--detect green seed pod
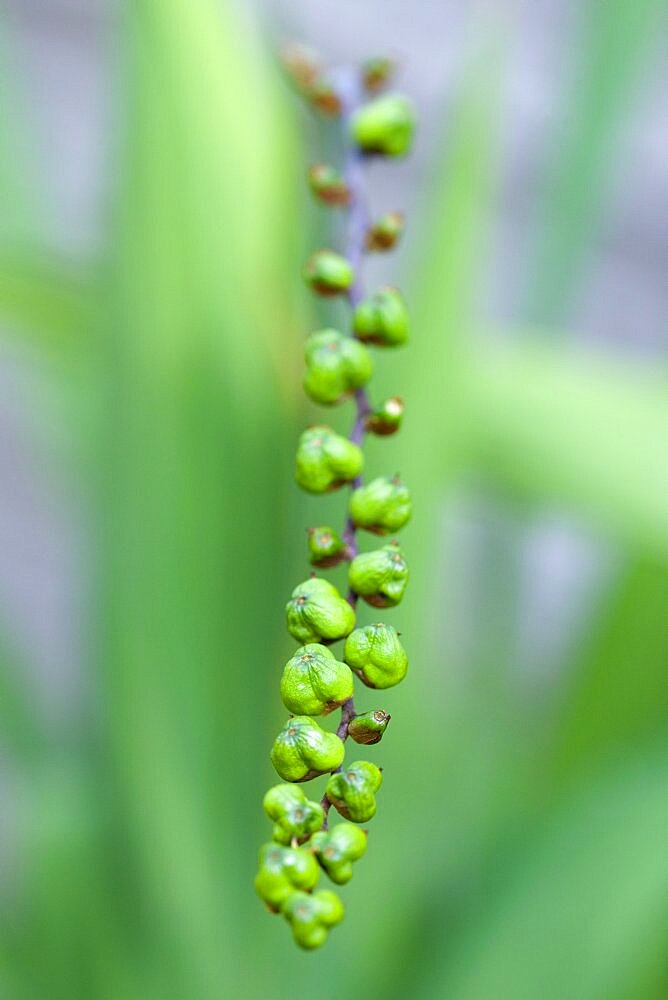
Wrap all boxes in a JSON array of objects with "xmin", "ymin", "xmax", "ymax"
[
  {"xmin": 271, "ymin": 716, "xmax": 345, "ymax": 782},
  {"xmin": 303, "ymin": 250, "xmax": 353, "ymax": 296},
  {"xmin": 362, "ymin": 56, "xmax": 395, "ymax": 93},
  {"xmin": 286, "ymin": 577, "xmax": 356, "ymax": 644},
  {"xmin": 295, "ymin": 426, "xmax": 364, "ymax": 494},
  {"xmin": 254, "ymin": 842, "xmax": 320, "ymax": 912},
  {"xmin": 307, "ymin": 526, "xmax": 347, "ymax": 568},
  {"xmin": 280, "ymin": 643, "xmax": 354, "ymax": 716},
  {"xmin": 325, "ymin": 760, "xmax": 383, "ymax": 823},
  {"xmin": 263, "ymin": 784, "xmax": 325, "ymax": 846},
  {"xmin": 311, "ymin": 823, "xmax": 368, "ymax": 884},
  {"xmin": 280, "ymin": 41, "xmax": 322, "ymax": 94},
  {"xmin": 366, "ymin": 396, "xmax": 404, "ymax": 436},
  {"xmin": 307, "ymin": 80, "xmax": 342, "ymax": 117},
  {"xmin": 307, "ymin": 164, "xmax": 350, "ymax": 206},
  {"xmin": 344, "ymin": 623, "xmax": 408, "ymax": 689},
  {"xmin": 281, "ymin": 890, "xmax": 345, "ymax": 949},
  {"xmin": 353, "ymin": 287, "xmax": 409, "ymax": 346},
  {"xmin": 349, "ymin": 475, "xmax": 412, "ymax": 534},
  {"xmin": 351, "ymin": 94, "xmax": 415, "ymax": 156},
  {"xmin": 348, "ymin": 541, "xmax": 409, "ymax": 608},
  {"xmin": 347, "ymin": 709, "xmax": 391, "ymax": 745},
  {"xmin": 365, "ymin": 211, "xmax": 405, "ymax": 251},
  {"xmin": 303, "ymin": 329, "xmax": 373, "ymax": 405}
]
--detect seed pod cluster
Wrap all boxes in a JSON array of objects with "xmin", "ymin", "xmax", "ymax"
[{"xmin": 257, "ymin": 47, "xmax": 416, "ymax": 949}]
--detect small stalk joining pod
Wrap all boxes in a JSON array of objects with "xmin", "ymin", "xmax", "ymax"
[{"xmin": 255, "ymin": 46, "xmax": 416, "ymax": 949}]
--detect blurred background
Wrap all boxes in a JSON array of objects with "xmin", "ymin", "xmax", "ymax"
[{"xmin": 0, "ymin": 1, "xmax": 666, "ymax": 997}]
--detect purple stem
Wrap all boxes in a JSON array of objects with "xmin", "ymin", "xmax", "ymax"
[{"xmin": 320, "ymin": 68, "xmax": 373, "ymax": 828}]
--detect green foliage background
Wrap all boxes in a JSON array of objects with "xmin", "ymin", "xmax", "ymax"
[{"xmin": 0, "ymin": 1, "xmax": 666, "ymax": 997}]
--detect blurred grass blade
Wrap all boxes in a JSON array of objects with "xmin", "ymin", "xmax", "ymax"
[
  {"xmin": 465, "ymin": 341, "xmax": 668, "ymax": 556},
  {"xmin": 433, "ymin": 743, "xmax": 668, "ymax": 999},
  {"xmin": 525, "ymin": 0, "xmax": 667, "ymax": 324}
]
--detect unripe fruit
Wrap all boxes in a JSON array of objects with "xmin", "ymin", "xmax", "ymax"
[
  {"xmin": 295, "ymin": 425, "xmax": 363, "ymax": 494},
  {"xmin": 308, "ymin": 80, "xmax": 342, "ymax": 117},
  {"xmin": 280, "ymin": 643, "xmax": 354, "ymax": 716},
  {"xmin": 326, "ymin": 760, "xmax": 383, "ymax": 823},
  {"xmin": 307, "ymin": 526, "xmax": 347, "ymax": 568},
  {"xmin": 271, "ymin": 716, "xmax": 345, "ymax": 781},
  {"xmin": 282, "ymin": 890, "xmax": 345, "ymax": 949},
  {"xmin": 286, "ymin": 577, "xmax": 355, "ymax": 644},
  {"xmin": 307, "ymin": 164, "xmax": 350, "ymax": 206},
  {"xmin": 351, "ymin": 94, "xmax": 415, "ymax": 156},
  {"xmin": 303, "ymin": 249, "xmax": 353, "ymax": 296},
  {"xmin": 353, "ymin": 287, "xmax": 409, "ymax": 346},
  {"xmin": 366, "ymin": 396, "xmax": 404, "ymax": 435},
  {"xmin": 365, "ymin": 211, "xmax": 405, "ymax": 251},
  {"xmin": 349, "ymin": 475, "xmax": 412, "ymax": 534},
  {"xmin": 344, "ymin": 623, "xmax": 408, "ymax": 689},
  {"xmin": 362, "ymin": 57, "xmax": 395, "ymax": 93},
  {"xmin": 254, "ymin": 842, "xmax": 320, "ymax": 912},
  {"xmin": 311, "ymin": 823, "xmax": 368, "ymax": 884},
  {"xmin": 348, "ymin": 709, "xmax": 391, "ymax": 745},
  {"xmin": 263, "ymin": 784, "xmax": 325, "ymax": 845},
  {"xmin": 303, "ymin": 329, "xmax": 373, "ymax": 405},
  {"xmin": 348, "ymin": 540, "xmax": 409, "ymax": 608},
  {"xmin": 280, "ymin": 41, "xmax": 322, "ymax": 93}
]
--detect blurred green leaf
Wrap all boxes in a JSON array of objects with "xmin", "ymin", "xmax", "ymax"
[{"xmin": 465, "ymin": 341, "xmax": 668, "ymax": 556}]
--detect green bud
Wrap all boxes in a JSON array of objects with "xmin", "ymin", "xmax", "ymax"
[
  {"xmin": 311, "ymin": 823, "xmax": 368, "ymax": 884},
  {"xmin": 362, "ymin": 57, "xmax": 395, "ymax": 93},
  {"xmin": 349, "ymin": 475, "xmax": 412, "ymax": 534},
  {"xmin": 280, "ymin": 643, "xmax": 354, "ymax": 716},
  {"xmin": 307, "ymin": 526, "xmax": 347, "ymax": 568},
  {"xmin": 281, "ymin": 890, "xmax": 344, "ymax": 949},
  {"xmin": 254, "ymin": 842, "xmax": 320, "ymax": 912},
  {"xmin": 353, "ymin": 287, "xmax": 409, "ymax": 346},
  {"xmin": 295, "ymin": 425, "xmax": 363, "ymax": 494},
  {"xmin": 344, "ymin": 623, "xmax": 408, "ymax": 689},
  {"xmin": 366, "ymin": 396, "xmax": 404, "ymax": 436},
  {"xmin": 263, "ymin": 784, "xmax": 325, "ymax": 846},
  {"xmin": 325, "ymin": 760, "xmax": 383, "ymax": 823},
  {"xmin": 351, "ymin": 94, "xmax": 415, "ymax": 156},
  {"xmin": 271, "ymin": 716, "xmax": 345, "ymax": 782},
  {"xmin": 365, "ymin": 210, "xmax": 405, "ymax": 252},
  {"xmin": 280, "ymin": 41, "xmax": 322, "ymax": 93},
  {"xmin": 286, "ymin": 577, "xmax": 356, "ymax": 644},
  {"xmin": 303, "ymin": 250, "xmax": 353, "ymax": 296},
  {"xmin": 348, "ymin": 541, "xmax": 409, "ymax": 608},
  {"xmin": 307, "ymin": 80, "xmax": 342, "ymax": 117},
  {"xmin": 348, "ymin": 709, "xmax": 391, "ymax": 745},
  {"xmin": 307, "ymin": 164, "xmax": 350, "ymax": 206},
  {"xmin": 303, "ymin": 329, "xmax": 373, "ymax": 406}
]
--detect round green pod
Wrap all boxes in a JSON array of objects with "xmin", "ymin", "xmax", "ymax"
[
  {"xmin": 325, "ymin": 760, "xmax": 383, "ymax": 823},
  {"xmin": 254, "ymin": 842, "xmax": 320, "ymax": 912},
  {"xmin": 282, "ymin": 890, "xmax": 345, "ymax": 949},
  {"xmin": 307, "ymin": 164, "xmax": 350, "ymax": 205},
  {"xmin": 295, "ymin": 425, "xmax": 364, "ymax": 494},
  {"xmin": 348, "ymin": 709, "xmax": 391, "ymax": 745},
  {"xmin": 303, "ymin": 249, "xmax": 354, "ymax": 296},
  {"xmin": 343, "ymin": 623, "xmax": 408, "ymax": 689},
  {"xmin": 310, "ymin": 823, "xmax": 368, "ymax": 884},
  {"xmin": 270, "ymin": 716, "xmax": 345, "ymax": 782},
  {"xmin": 365, "ymin": 211, "xmax": 404, "ymax": 252},
  {"xmin": 366, "ymin": 396, "xmax": 404, "ymax": 435},
  {"xmin": 286, "ymin": 577, "xmax": 356, "ymax": 644},
  {"xmin": 303, "ymin": 329, "xmax": 373, "ymax": 405},
  {"xmin": 263, "ymin": 784, "xmax": 325, "ymax": 845},
  {"xmin": 348, "ymin": 541, "xmax": 409, "ymax": 608},
  {"xmin": 351, "ymin": 93, "xmax": 415, "ymax": 156},
  {"xmin": 280, "ymin": 644, "xmax": 354, "ymax": 716},
  {"xmin": 307, "ymin": 526, "xmax": 346, "ymax": 568},
  {"xmin": 353, "ymin": 287, "xmax": 409, "ymax": 346},
  {"xmin": 349, "ymin": 475, "xmax": 412, "ymax": 534}
]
